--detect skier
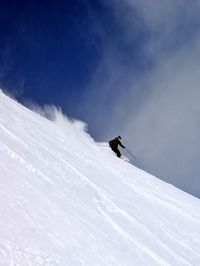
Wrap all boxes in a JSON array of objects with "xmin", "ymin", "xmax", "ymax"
[{"xmin": 109, "ymin": 136, "xmax": 125, "ymax": 158}]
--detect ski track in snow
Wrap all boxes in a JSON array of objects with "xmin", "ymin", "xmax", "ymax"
[
  {"xmin": 0, "ymin": 142, "xmax": 55, "ymax": 185},
  {"xmin": 61, "ymin": 161, "xmax": 193, "ymax": 265},
  {"xmin": 0, "ymin": 90, "xmax": 200, "ymax": 265}
]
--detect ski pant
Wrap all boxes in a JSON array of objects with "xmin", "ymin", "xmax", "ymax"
[{"xmin": 111, "ymin": 147, "xmax": 121, "ymax": 158}]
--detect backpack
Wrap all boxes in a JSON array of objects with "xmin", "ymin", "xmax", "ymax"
[
  {"xmin": 109, "ymin": 138, "xmax": 118, "ymax": 147},
  {"xmin": 109, "ymin": 140, "xmax": 113, "ymax": 147}
]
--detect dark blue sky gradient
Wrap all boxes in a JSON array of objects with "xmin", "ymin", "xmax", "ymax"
[
  {"xmin": 0, "ymin": 0, "xmax": 149, "ymax": 122},
  {"xmin": 0, "ymin": 1, "xmax": 101, "ymax": 105}
]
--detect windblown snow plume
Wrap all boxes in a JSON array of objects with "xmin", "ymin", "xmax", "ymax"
[{"xmin": 0, "ymin": 90, "xmax": 200, "ymax": 265}]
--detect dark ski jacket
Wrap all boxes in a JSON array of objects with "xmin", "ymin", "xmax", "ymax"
[{"xmin": 109, "ymin": 137, "xmax": 125, "ymax": 149}]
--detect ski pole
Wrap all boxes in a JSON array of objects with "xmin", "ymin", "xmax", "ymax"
[{"xmin": 125, "ymin": 148, "xmax": 138, "ymax": 160}]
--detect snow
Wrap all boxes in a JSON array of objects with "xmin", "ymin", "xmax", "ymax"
[{"xmin": 0, "ymin": 90, "xmax": 200, "ymax": 266}]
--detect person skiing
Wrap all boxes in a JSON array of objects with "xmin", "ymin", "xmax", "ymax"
[{"xmin": 109, "ymin": 136, "xmax": 125, "ymax": 158}]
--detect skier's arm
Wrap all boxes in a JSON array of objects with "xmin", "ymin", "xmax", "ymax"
[{"xmin": 119, "ymin": 141, "xmax": 125, "ymax": 148}]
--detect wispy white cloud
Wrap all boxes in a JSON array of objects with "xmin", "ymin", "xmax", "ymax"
[{"xmin": 84, "ymin": 0, "xmax": 200, "ymax": 197}]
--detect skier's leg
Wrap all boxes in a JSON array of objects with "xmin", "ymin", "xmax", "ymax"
[
  {"xmin": 116, "ymin": 149, "xmax": 121, "ymax": 158},
  {"xmin": 111, "ymin": 147, "xmax": 121, "ymax": 158}
]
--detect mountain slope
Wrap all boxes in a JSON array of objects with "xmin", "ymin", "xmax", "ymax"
[{"xmin": 0, "ymin": 90, "xmax": 200, "ymax": 266}]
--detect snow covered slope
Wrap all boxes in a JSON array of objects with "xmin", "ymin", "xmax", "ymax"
[{"xmin": 0, "ymin": 90, "xmax": 200, "ymax": 266}]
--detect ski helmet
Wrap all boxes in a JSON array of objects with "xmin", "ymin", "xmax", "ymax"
[{"xmin": 118, "ymin": 136, "xmax": 121, "ymax": 139}]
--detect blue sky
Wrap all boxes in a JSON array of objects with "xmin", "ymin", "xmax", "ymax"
[
  {"xmin": 1, "ymin": 0, "xmax": 200, "ymax": 198},
  {"xmin": 0, "ymin": 0, "xmax": 150, "ymax": 120},
  {"xmin": 0, "ymin": 1, "xmax": 102, "ymax": 106}
]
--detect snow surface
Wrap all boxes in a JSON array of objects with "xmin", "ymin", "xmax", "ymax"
[{"xmin": 0, "ymin": 90, "xmax": 200, "ymax": 266}]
